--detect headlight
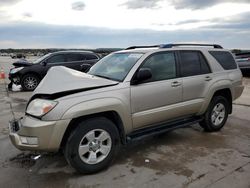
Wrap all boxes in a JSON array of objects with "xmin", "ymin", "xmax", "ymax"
[
  {"xmin": 26, "ymin": 99, "xmax": 58, "ymax": 117},
  {"xmin": 10, "ymin": 67, "xmax": 24, "ymax": 74}
]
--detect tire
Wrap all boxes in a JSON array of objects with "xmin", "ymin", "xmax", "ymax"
[
  {"xmin": 64, "ymin": 117, "xmax": 120, "ymax": 174},
  {"xmin": 21, "ymin": 74, "xmax": 40, "ymax": 91},
  {"xmin": 199, "ymin": 96, "xmax": 229, "ymax": 132},
  {"xmin": 8, "ymin": 82, "xmax": 13, "ymax": 90}
]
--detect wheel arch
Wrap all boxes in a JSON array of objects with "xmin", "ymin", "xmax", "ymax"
[
  {"xmin": 21, "ymin": 71, "xmax": 42, "ymax": 81},
  {"xmin": 212, "ymin": 88, "xmax": 232, "ymax": 114},
  {"xmin": 60, "ymin": 111, "xmax": 126, "ymax": 150}
]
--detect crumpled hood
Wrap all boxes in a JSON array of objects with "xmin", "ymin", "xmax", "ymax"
[{"xmin": 33, "ymin": 66, "xmax": 118, "ymax": 97}]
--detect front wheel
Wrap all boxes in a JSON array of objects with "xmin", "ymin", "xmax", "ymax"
[
  {"xmin": 199, "ymin": 96, "xmax": 229, "ymax": 132},
  {"xmin": 21, "ymin": 74, "xmax": 40, "ymax": 91},
  {"xmin": 64, "ymin": 117, "xmax": 120, "ymax": 174}
]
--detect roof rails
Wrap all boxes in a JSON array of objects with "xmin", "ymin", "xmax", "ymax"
[
  {"xmin": 160, "ymin": 43, "xmax": 223, "ymax": 49},
  {"xmin": 125, "ymin": 45, "xmax": 160, "ymax": 50},
  {"xmin": 125, "ymin": 43, "xmax": 223, "ymax": 50}
]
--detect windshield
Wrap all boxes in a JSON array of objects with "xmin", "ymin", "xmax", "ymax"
[
  {"xmin": 88, "ymin": 53, "xmax": 143, "ymax": 81},
  {"xmin": 33, "ymin": 53, "xmax": 51, "ymax": 64}
]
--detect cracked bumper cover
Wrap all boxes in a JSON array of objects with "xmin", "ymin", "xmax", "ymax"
[
  {"xmin": 9, "ymin": 73, "xmax": 21, "ymax": 85},
  {"xmin": 9, "ymin": 116, "xmax": 71, "ymax": 152}
]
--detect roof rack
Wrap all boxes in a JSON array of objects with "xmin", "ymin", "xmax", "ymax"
[
  {"xmin": 125, "ymin": 45, "xmax": 160, "ymax": 50},
  {"xmin": 160, "ymin": 43, "xmax": 223, "ymax": 49},
  {"xmin": 125, "ymin": 43, "xmax": 223, "ymax": 50}
]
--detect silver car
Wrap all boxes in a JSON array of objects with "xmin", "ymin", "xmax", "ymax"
[
  {"xmin": 235, "ymin": 52, "xmax": 250, "ymax": 73},
  {"xmin": 9, "ymin": 43, "xmax": 244, "ymax": 173}
]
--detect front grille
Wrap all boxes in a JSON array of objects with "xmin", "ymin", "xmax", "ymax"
[{"xmin": 9, "ymin": 120, "xmax": 20, "ymax": 133}]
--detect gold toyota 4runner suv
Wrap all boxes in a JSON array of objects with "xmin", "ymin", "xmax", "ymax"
[{"xmin": 9, "ymin": 43, "xmax": 244, "ymax": 173}]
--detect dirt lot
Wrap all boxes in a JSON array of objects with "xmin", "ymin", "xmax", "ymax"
[{"xmin": 0, "ymin": 56, "xmax": 250, "ymax": 188}]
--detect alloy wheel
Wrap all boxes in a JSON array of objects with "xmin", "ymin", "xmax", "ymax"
[
  {"xmin": 78, "ymin": 129, "xmax": 112, "ymax": 165},
  {"xmin": 211, "ymin": 103, "xmax": 225, "ymax": 126}
]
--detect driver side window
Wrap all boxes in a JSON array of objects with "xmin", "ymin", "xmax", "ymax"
[{"xmin": 141, "ymin": 52, "xmax": 176, "ymax": 82}]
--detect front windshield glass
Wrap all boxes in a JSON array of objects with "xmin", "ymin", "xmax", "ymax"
[
  {"xmin": 33, "ymin": 53, "xmax": 51, "ymax": 64},
  {"xmin": 88, "ymin": 53, "xmax": 143, "ymax": 81}
]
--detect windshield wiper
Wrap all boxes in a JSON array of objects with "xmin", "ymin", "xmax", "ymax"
[
  {"xmin": 93, "ymin": 74, "xmax": 121, "ymax": 82},
  {"xmin": 94, "ymin": 74, "xmax": 111, "ymax": 79}
]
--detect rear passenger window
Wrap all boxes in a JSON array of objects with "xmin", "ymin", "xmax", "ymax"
[
  {"xmin": 209, "ymin": 51, "xmax": 237, "ymax": 70},
  {"xmin": 179, "ymin": 51, "xmax": 210, "ymax": 77},
  {"xmin": 141, "ymin": 52, "xmax": 176, "ymax": 82},
  {"xmin": 200, "ymin": 54, "xmax": 211, "ymax": 74},
  {"xmin": 66, "ymin": 54, "xmax": 83, "ymax": 62}
]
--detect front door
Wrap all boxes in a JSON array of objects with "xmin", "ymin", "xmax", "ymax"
[
  {"xmin": 130, "ymin": 51, "xmax": 183, "ymax": 129},
  {"xmin": 41, "ymin": 54, "xmax": 66, "ymax": 77}
]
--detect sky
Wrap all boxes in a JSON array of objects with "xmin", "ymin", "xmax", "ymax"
[{"xmin": 0, "ymin": 0, "xmax": 250, "ymax": 49}]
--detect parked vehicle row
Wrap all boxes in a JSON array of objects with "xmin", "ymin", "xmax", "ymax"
[
  {"xmin": 9, "ymin": 43, "xmax": 244, "ymax": 174},
  {"xmin": 11, "ymin": 53, "xmax": 26, "ymax": 59},
  {"xmin": 234, "ymin": 52, "xmax": 250, "ymax": 74}
]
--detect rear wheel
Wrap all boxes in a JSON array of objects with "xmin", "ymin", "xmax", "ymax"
[
  {"xmin": 64, "ymin": 117, "xmax": 120, "ymax": 174},
  {"xmin": 21, "ymin": 74, "xmax": 40, "ymax": 91},
  {"xmin": 199, "ymin": 96, "xmax": 229, "ymax": 132}
]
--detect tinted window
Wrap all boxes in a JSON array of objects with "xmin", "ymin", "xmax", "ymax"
[
  {"xmin": 47, "ymin": 55, "xmax": 65, "ymax": 64},
  {"xmin": 180, "ymin": 51, "xmax": 210, "ymax": 77},
  {"xmin": 209, "ymin": 51, "xmax": 237, "ymax": 70},
  {"xmin": 66, "ymin": 54, "xmax": 83, "ymax": 62},
  {"xmin": 141, "ymin": 52, "xmax": 176, "ymax": 82},
  {"xmin": 200, "ymin": 53, "xmax": 211, "ymax": 74},
  {"xmin": 85, "ymin": 54, "xmax": 98, "ymax": 60}
]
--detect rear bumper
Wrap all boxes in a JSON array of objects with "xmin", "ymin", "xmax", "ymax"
[
  {"xmin": 9, "ymin": 116, "xmax": 70, "ymax": 152},
  {"xmin": 233, "ymin": 85, "xmax": 244, "ymax": 100}
]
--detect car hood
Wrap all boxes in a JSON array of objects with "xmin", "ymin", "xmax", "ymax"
[
  {"xmin": 13, "ymin": 59, "xmax": 32, "ymax": 67},
  {"xmin": 33, "ymin": 66, "xmax": 119, "ymax": 98}
]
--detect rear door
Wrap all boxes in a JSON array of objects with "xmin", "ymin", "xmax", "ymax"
[
  {"xmin": 81, "ymin": 54, "xmax": 99, "ymax": 72},
  {"xmin": 65, "ymin": 53, "xmax": 99, "ymax": 72},
  {"xmin": 178, "ymin": 50, "xmax": 212, "ymax": 115},
  {"xmin": 64, "ymin": 53, "xmax": 85, "ymax": 71}
]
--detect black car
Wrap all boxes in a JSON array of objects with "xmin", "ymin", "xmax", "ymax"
[{"xmin": 9, "ymin": 51, "xmax": 100, "ymax": 91}]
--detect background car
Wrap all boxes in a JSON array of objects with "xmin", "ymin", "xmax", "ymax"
[
  {"xmin": 234, "ymin": 52, "xmax": 250, "ymax": 75},
  {"xmin": 9, "ymin": 51, "xmax": 100, "ymax": 91},
  {"xmin": 11, "ymin": 53, "xmax": 26, "ymax": 59}
]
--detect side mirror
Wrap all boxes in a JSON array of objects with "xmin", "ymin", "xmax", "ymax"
[
  {"xmin": 132, "ymin": 68, "xmax": 152, "ymax": 85},
  {"xmin": 41, "ymin": 60, "xmax": 47, "ymax": 66}
]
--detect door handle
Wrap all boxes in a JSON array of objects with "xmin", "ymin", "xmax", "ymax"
[
  {"xmin": 205, "ymin": 76, "xmax": 212, "ymax": 81},
  {"xmin": 171, "ymin": 81, "xmax": 181, "ymax": 87}
]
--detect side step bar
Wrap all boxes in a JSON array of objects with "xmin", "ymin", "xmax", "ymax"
[{"xmin": 126, "ymin": 116, "xmax": 203, "ymax": 143}]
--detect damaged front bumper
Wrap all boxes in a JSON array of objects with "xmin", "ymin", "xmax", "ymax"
[
  {"xmin": 9, "ymin": 116, "xmax": 70, "ymax": 152},
  {"xmin": 9, "ymin": 72, "xmax": 21, "ymax": 85}
]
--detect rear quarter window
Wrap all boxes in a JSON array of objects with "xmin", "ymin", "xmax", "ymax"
[{"xmin": 209, "ymin": 51, "xmax": 237, "ymax": 70}]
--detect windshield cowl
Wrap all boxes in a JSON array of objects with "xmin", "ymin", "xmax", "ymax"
[{"xmin": 92, "ymin": 74, "xmax": 121, "ymax": 82}]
